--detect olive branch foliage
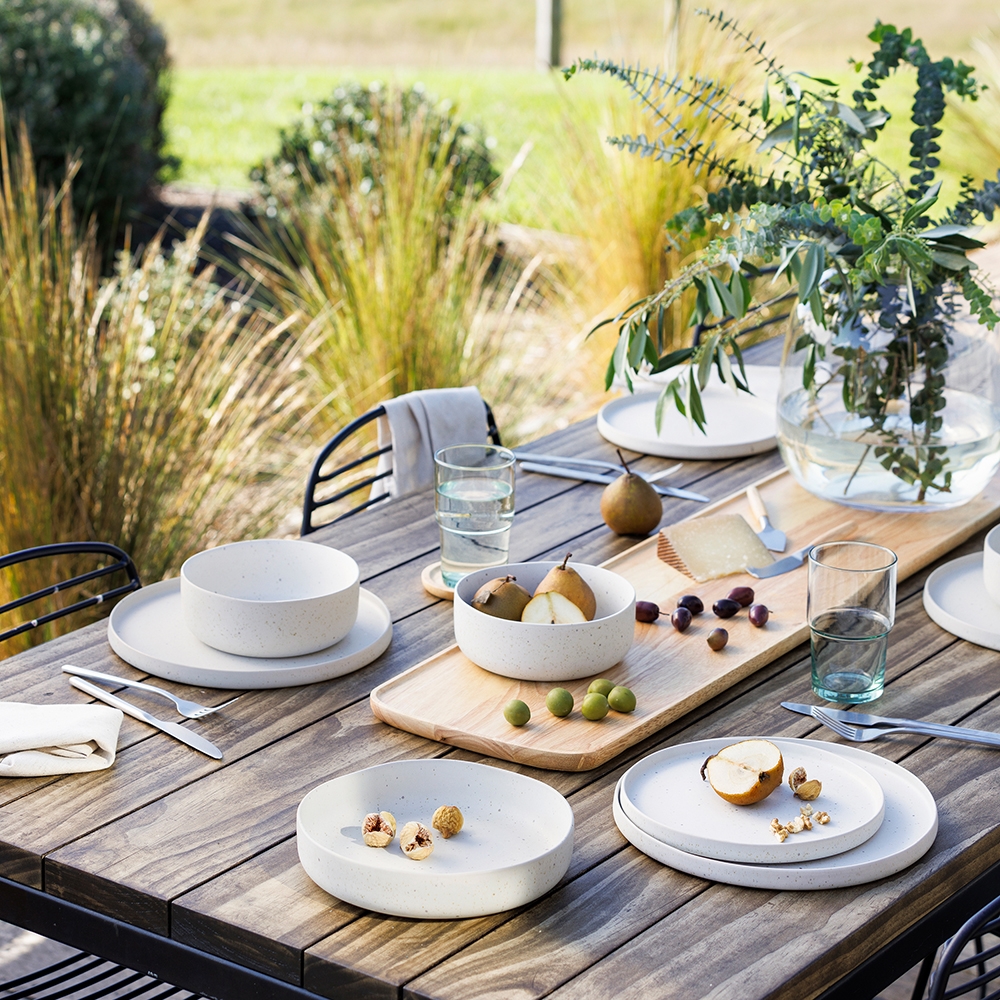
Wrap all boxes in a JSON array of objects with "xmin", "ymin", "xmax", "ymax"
[{"xmin": 566, "ymin": 11, "xmax": 1000, "ymax": 499}]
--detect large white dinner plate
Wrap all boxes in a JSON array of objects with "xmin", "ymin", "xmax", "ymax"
[
  {"xmin": 613, "ymin": 739, "xmax": 937, "ymax": 890},
  {"xmin": 620, "ymin": 738, "xmax": 884, "ymax": 864},
  {"xmin": 923, "ymin": 553, "xmax": 1000, "ymax": 651},
  {"xmin": 108, "ymin": 578, "xmax": 392, "ymax": 688},
  {"xmin": 598, "ymin": 364, "xmax": 780, "ymax": 459},
  {"xmin": 296, "ymin": 759, "xmax": 574, "ymax": 918}
]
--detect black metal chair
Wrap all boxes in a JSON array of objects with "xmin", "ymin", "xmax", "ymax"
[
  {"xmin": 0, "ymin": 542, "xmax": 142, "ymax": 645},
  {"xmin": 301, "ymin": 400, "xmax": 502, "ymax": 535},
  {"xmin": 0, "ymin": 545, "xmax": 186, "ymax": 1000},
  {"xmin": 915, "ymin": 892, "xmax": 1000, "ymax": 1000}
]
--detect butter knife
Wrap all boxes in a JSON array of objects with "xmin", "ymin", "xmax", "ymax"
[
  {"xmin": 781, "ymin": 701, "xmax": 1000, "ymax": 746},
  {"xmin": 518, "ymin": 462, "xmax": 710, "ymax": 502},
  {"xmin": 69, "ymin": 677, "xmax": 224, "ymax": 759},
  {"xmin": 747, "ymin": 522, "xmax": 858, "ymax": 578}
]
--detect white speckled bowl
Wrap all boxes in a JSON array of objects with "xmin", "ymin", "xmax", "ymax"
[
  {"xmin": 453, "ymin": 561, "xmax": 636, "ymax": 681},
  {"xmin": 180, "ymin": 539, "xmax": 360, "ymax": 658},
  {"xmin": 296, "ymin": 758, "xmax": 574, "ymax": 919}
]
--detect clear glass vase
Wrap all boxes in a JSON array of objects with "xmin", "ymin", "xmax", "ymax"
[{"xmin": 776, "ymin": 309, "xmax": 1000, "ymax": 512}]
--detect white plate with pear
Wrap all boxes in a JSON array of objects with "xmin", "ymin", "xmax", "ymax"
[
  {"xmin": 453, "ymin": 559, "xmax": 636, "ymax": 681},
  {"xmin": 619, "ymin": 737, "xmax": 885, "ymax": 865}
]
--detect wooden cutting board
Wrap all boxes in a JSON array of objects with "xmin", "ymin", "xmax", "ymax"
[{"xmin": 370, "ymin": 471, "xmax": 1000, "ymax": 771}]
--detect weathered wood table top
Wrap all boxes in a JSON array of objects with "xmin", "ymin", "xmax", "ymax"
[{"xmin": 3, "ymin": 410, "xmax": 1000, "ymax": 1000}]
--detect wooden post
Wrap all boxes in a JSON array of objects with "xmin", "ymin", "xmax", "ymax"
[{"xmin": 535, "ymin": 0, "xmax": 562, "ymax": 71}]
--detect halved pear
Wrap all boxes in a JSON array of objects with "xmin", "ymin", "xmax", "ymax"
[
  {"xmin": 701, "ymin": 738, "xmax": 784, "ymax": 806},
  {"xmin": 521, "ymin": 591, "xmax": 588, "ymax": 624},
  {"xmin": 534, "ymin": 553, "xmax": 597, "ymax": 621}
]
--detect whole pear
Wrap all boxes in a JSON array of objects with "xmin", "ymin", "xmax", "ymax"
[
  {"xmin": 471, "ymin": 575, "xmax": 531, "ymax": 620},
  {"xmin": 600, "ymin": 450, "xmax": 662, "ymax": 536},
  {"xmin": 533, "ymin": 553, "xmax": 597, "ymax": 621}
]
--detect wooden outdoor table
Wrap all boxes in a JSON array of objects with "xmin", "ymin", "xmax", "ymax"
[{"xmin": 3, "ymin": 397, "xmax": 1000, "ymax": 1000}]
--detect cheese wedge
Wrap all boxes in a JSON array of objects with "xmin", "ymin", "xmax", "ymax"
[{"xmin": 658, "ymin": 514, "xmax": 773, "ymax": 581}]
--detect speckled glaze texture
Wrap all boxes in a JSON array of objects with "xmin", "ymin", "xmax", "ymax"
[
  {"xmin": 296, "ymin": 758, "xmax": 575, "ymax": 918},
  {"xmin": 181, "ymin": 539, "xmax": 360, "ymax": 657},
  {"xmin": 453, "ymin": 561, "xmax": 636, "ymax": 681},
  {"xmin": 613, "ymin": 738, "xmax": 938, "ymax": 890}
]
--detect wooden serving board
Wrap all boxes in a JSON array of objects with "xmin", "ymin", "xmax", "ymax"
[{"xmin": 370, "ymin": 471, "xmax": 1000, "ymax": 771}]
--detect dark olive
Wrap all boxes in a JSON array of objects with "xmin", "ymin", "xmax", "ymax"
[
  {"xmin": 707, "ymin": 627, "xmax": 729, "ymax": 651},
  {"xmin": 635, "ymin": 601, "xmax": 660, "ymax": 623},
  {"xmin": 676, "ymin": 594, "xmax": 704, "ymax": 615},
  {"xmin": 727, "ymin": 586, "xmax": 755, "ymax": 607},
  {"xmin": 712, "ymin": 598, "xmax": 741, "ymax": 619},
  {"xmin": 749, "ymin": 604, "xmax": 770, "ymax": 627},
  {"xmin": 670, "ymin": 607, "xmax": 692, "ymax": 633}
]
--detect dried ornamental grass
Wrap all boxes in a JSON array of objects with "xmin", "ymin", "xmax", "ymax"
[{"xmin": 0, "ymin": 115, "xmax": 312, "ymax": 649}]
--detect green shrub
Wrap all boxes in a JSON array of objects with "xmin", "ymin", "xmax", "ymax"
[
  {"xmin": 251, "ymin": 80, "xmax": 498, "ymax": 216},
  {"xmin": 0, "ymin": 0, "xmax": 174, "ymax": 235}
]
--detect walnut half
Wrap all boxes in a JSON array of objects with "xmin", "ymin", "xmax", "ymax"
[
  {"xmin": 432, "ymin": 805, "xmax": 464, "ymax": 839},
  {"xmin": 399, "ymin": 821, "xmax": 434, "ymax": 860}
]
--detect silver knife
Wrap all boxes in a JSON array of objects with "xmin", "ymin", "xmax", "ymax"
[
  {"xmin": 518, "ymin": 462, "xmax": 710, "ymax": 502},
  {"xmin": 747, "ymin": 522, "xmax": 858, "ymax": 578},
  {"xmin": 513, "ymin": 451, "xmax": 638, "ymax": 475},
  {"xmin": 781, "ymin": 701, "xmax": 1000, "ymax": 746},
  {"xmin": 69, "ymin": 677, "xmax": 224, "ymax": 759},
  {"xmin": 747, "ymin": 485, "xmax": 786, "ymax": 552}
]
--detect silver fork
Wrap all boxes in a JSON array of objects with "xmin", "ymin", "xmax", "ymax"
[
  {"xmin": 62, "ymin": 665, "xmax": 240, "ymax": 719},
  {"xmin": 812, "ymin": 707, "xmax": 1000, "ymax": 748}
]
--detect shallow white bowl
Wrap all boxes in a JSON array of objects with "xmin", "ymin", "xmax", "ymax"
[
  {"xmin": 453, "ymin": 561, "xmax": 636, "ymax": 681},
  {"xmin": 296, "ymin": 758, "xmax": 574, "ymax": 918},
  {"xmin": 181, "ymin": 539, "xmax": 360, "ymax": 658}
]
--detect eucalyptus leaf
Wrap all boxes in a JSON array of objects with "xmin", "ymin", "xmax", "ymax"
[
  {"xmin": 798, "ymin": 243, "xmax": 825, "ymax": 302},
  {"xmin": 628, "ymin": 321, "xmax": 649, "ymax": 368},
  {"xmin": 704, "ymin": 277, "xmax": 725, "ymax": 319},
  {"xmin": 758, "ymin": 118, "xmax": 795, "ymax": 152}
]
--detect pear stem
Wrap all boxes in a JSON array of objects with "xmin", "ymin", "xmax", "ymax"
[
  {"xmin": 616, "ymin": 448, "xmax": 632, "ymax": 475},
  {"xmin": 560, "ymin": 553, "xmax": 571, "ymax": 571}
]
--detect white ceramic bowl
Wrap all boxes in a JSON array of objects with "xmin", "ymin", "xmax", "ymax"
[
  {"xmin": 180, "ymin": 539, "xmax": 360, "ymax": 658},
  {"xmin": 984, "ymin": 524, "xmax": 1000, "ymax": 607},
  {"xmin": 453, "ymin": 561, "xmax": 636, "ymax": 681},
  {"xmin": 296, "ymin": 758, "xmax": 575, "ymax": 919}
]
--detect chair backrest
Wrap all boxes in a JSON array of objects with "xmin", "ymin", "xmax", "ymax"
[
  {"xmin": 0, "ymin": 542, "xmax": 142, "ymax": 645},
  {"xmin": 301, "ymin": 401, "xmax": 502, "ymax": 535},
  {"xmin": 926, "ymin": 892, "xmax": 1000, "ymax": 1000}
]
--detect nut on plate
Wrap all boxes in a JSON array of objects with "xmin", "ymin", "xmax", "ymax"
[
  {"xmin": 432, "ymin": 805, "xmax": 464, "ymax": 839},
  {"xmin": 362, "ymin": 811, "xmax": 397, "ymax": 848},
  {"xmin": 788, "ymin": 766, "xmax": 822, "ymax": 800},
  {"xmin": 399, "ymin": 821, "xmax": 434, "ymax": 860}
]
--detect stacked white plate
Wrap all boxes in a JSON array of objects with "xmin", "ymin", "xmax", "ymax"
[{"xmin": 614, "ymin": 737, "xmax": 937, "ymax": 890}]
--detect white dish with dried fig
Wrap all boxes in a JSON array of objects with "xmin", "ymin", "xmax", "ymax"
[
  {"xmin": 296, "ymin": 758, "xmax": 574, "ymax": 919},
  {"xmin": 619, "ymin": 738, "xmax": 885, "ymax": 864},
  {"xmin": 613, "ymin": 739, "xmax": 937, "ymax": 890}
]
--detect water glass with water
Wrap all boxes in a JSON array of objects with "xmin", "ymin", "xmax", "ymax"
[
  {"xmin": 807, "ymin": 541, "xmax": 898, "ymax": 704},
  {"xmin": 434, "ymin": 444, "xmax": 516, "ymax": 587}
]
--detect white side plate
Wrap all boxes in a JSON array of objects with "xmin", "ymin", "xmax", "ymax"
[
  {"xmin": 923, "ymin": 553, "xmax": 1000, "ymax": 651},
  {"xmin": 297, "ymin": 758, "xmax": 574, "ymax": 918},
  {"xmin": 598, "ymin": 364, "xmax": 780, "ymax": 459},
  {"xmin": 620, "ymin": 738, "xmax": 884, "ymax": 864},
  {"xmin": 613, "ymin": 738, "xmax": 937, "ymax": 890},
  {"xmin": 108, "ymin": 578, "xmax": 392, "ymax": 688}
]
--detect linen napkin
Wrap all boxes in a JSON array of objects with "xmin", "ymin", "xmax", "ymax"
[
  {"xmin": 0, "ymin": 702, "xmax": 123, "ymax": 776},
  {"xmin": 371, "ymin": 387, "xmax": 490, "ymax": 499}
]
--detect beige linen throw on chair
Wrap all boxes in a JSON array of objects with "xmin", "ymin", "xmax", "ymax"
[
  {"xmin": 0, "ymin": 702, "xmax": 123, "ymax": 776},
  {"xmin": 371, "ymin": 387, "xmax": 490, "ymax": 499}
]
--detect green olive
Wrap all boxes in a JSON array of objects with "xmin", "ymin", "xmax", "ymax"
[
  {"xmin": 581, "ymin": 692, "xmax": 610, "ymax": 721},
  {"xmin": 587, "ymin": 678, "xmax": 615, "ymax": 697},
  {"xmin": 545, "ymin": 688, "xmax": 574, "ymax": 718},
  {"xmin": 503, "ymin": 699, "xmax": 531, "ymax": 727},
  {"xmin": 607, "ymin": 685, "xmax": 636, "ymax": 713}
]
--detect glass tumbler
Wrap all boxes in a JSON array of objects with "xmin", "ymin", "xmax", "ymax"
[
  {"xmin": 807, "ymin": 541, "xmax": 898, "ymax": 704},
  {"xmin": 434, "ymin": 444, "xmax": 516, "ymax": 587}
]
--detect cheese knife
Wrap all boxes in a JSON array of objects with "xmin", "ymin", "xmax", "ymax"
[
  {"xmin": 746, "ymin": 522, "xmax": 858, "ymax": 578},
  {"xmin": 69, "ymin": 677, "xmax": 224, "ymax": 759},
  {"xmin": 518, "ymin": 462, "xmax": 710, "ymax": 502},
  {"xmin": 747, "ymin": 485, "xmax": 786, "ymax": 552},
  {"xmin": 781, "ymin": 701, "xmax": 1000, "ymax": 746}
]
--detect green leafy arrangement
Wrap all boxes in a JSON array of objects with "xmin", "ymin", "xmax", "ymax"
[
  {"xmin": 250, "ymin": 80, "xmax": 498, "ymax": 217},
  {"xmin": 567, "ymin": 13, "xmax": 1000, "ymax": 501},
  {"xmin": 0, "ymin": 0, "xmax": 174, "ymax": 237}
]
